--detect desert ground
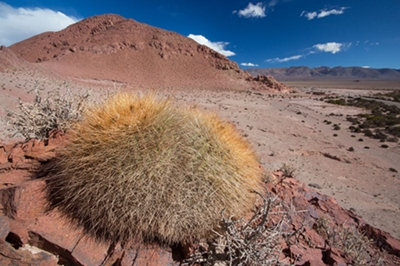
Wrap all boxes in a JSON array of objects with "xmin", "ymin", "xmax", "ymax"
[{"xmin": 1, "ymin": 71, "xmax": 400, "ymax": 241}]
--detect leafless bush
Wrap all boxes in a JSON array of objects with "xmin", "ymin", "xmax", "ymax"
[
  {"xmin": 4, "ymin": 81, "xmax": 90, "ymax": 140},
  {"xmin": 183, "ymin": 192, "xmax": 300, "ymax": 266},
  {"xmin": 314, "ymin": 216, "xmax": 384, "ymax": 265},
  {"xmin": 279, "ymin": 163, "xmax": 296, "ymax": 178}
]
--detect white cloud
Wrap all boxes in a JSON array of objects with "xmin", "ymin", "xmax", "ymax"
[
  {"xmin": 268, "ymin": 0, "xmax": 279, "ymax": 7},
  {"xmin": 313, "ymin": 42, "xmax": 343, "ymax": 54},
  {"xmin": 188, "ymin": 34, "xmax": 235, "ymax": 57},
  {"xmin": 0, "ymin": 2, "xmax": 79, "ymax": 46},
  {"xmin": 240, "ymin": 62, "xmax": 259, "ymax": 67},
  {"xmin": 266, "ymin": 54, "xmax": 304, "ymax": 63},
  {"xmin": 318, "ymin": 8, "xmax": 346, "ymax": 18},
  {"xmin": 362, "ymin": 66, "xmax": 370, "ymax": 68},
  {"xmin": 266, "ymin": 42, "xmax": 350, "ymax": 64},
  {"xmin": 301, "ymin": 7, "xmax": 347, "ymax": 20},
  {"xmin": 237, "ymin": 2, "xmax": 266, "ymax": 18},
  {"xmin": 300, "ymin": 11, "xmax": 317, "ymax": 20}
]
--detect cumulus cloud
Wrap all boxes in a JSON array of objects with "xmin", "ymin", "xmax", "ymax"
[
  {"xmin": 300, "ymin": 7, "xmax": 347, "ymax": 20},
  {"xmin": 0, "ymin": 2, "xmax": 79, "ymax": 46},
  {"xmin": 237, "ymin": 2, "xmax": 266, "ymax": 18},
  {"xmin": 188, "ymin": 34, "xmax": 235, "ymax": 57},
  {"xmin": 240, "ymin": 62, "xmax": 259, "ymax": 67},
  {"xmin": 313, "ymin": 42, "xmax": 344, "ymax": 54},
  {"xmin": 266, "ymin": 54, "xmax": 304, "ymax": 63}
]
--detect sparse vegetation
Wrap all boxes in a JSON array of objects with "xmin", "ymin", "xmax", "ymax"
[
  {"xmin": 373, "ymin": 90, "xmax": 400, "ymax": 103},
  {"xmin": 313, "ymin": 217, "xmax": 382, "ymax": 265},
  {"xmin": 3, "ymin": 82, "xmax": 90, "ymax": 140},
  {"xmin": 183, "ymin": 192, "xmax": 296, "ymax": 266},
  {"xmin": 279, "ymin": 163, "xmax": 296, "ymax": 178},
  {"xmin": 326, "ymin": 96, "xmax": 400, "ymax": 142}
]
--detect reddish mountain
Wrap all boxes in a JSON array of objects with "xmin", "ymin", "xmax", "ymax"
[
  {"xmin": 0, "ymin": 46, "xmax": 27, "ymax": 72},
  {"xmin": 8, "ymin": 14, "xmax": 290, "ymax": 92}
]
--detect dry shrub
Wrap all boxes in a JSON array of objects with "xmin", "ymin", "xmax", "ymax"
[
  {"xmin": 183, "ymin": 192, "xmax": 301, "ymax": 266},
  {"xmin": 314, "ymin": 216, "xmax": 384, "ymax": 265},
  {"xmin": 279, "ymin": 163, "xmax": 296, "ymax": 178},
  {"xmin": 4, "ymin": 82, "xmax": 90, "ymax": 140},
  {"xmin": 46, "ymin": 92, "xmax": 263, "ymax": 245}
]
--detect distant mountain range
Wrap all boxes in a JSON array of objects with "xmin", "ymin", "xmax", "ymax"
[{"xmin": 247, "ymin": 66, "xmax": 400, "ymax": 81}]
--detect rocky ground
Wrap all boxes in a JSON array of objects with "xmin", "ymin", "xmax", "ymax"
[
  {"xmin": 172, "ymin": 86, "xmax": 400, "ymax": 242},
  {"xmin": 1, "ymin": 131, "xmax": 400, "ymax": 265}
]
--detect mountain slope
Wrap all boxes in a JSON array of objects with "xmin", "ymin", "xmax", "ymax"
[{"xmin": 8, "ymin": 14, "xmax": 289, "ymax": 92}]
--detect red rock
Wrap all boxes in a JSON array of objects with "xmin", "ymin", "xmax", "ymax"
[
  {"xmin": 323, "ymin": 247, "xmax": 347, "ymax": 266},
  {"xmin": 0, "ymin": 186, "xmax": 18, "ymax": 218},
  {"xmin": 71, "ymin": 235, "xmax": 109, "ymax": 266},
  {"xmin": 0, "ymin": 240, "xmax": 58, "ymax": 266},
  {"xmin": 121, "ymin": 242, "xmax": 178, "ymax": 266},
  {"xmin": 361, "ymin": 224, "xmax": 400, "ymax": 256},
  {"xmin": 0, "ymin": 216, "xmax": 10, "ymax": 240},
  {"xmin": 289, "ymin": 245, "xmax": 325, "ymax": 266},
  {"xmin": 28, "ymin": 211, "xmax": 82, "ymax": 253},
  {"xmin": 14, "ymin": 180, "xmax": 47, "ymax": 222},
  {"xmin": 0, "ymin": 146, "xmax": 8, "ymax": 164},
  {"xmin": 0, "ymin": 171, "xmax": 32, "ymax": 188},
  {"xmin": 303, "ymin": 227, "xmax": 325, "ymax": 248}
]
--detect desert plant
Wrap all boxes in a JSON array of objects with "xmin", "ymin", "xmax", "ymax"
[
  {"xmin": 46, "ymin": 92, "xmax": 263, "ymax": 245},
  {"xmin": 279, "ymin": 163, "xmax": 296, "ymax": 178},
  {"xmin": 4, "ymin": 82, "xmax": 90, "ymax": 140},
  {"xmin": 183, "ymin": 192, "xmax": 299, "ymax": 266},
  {"xmin": 313, "ymin": 217, "xmax": 382, "ymax": 265}
]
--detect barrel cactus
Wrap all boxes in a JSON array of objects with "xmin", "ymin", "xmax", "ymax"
[{"xmin": 46, "ymin": 92, "xmax": 263, "ymax": 245}]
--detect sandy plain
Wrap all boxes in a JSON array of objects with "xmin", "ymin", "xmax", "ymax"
[{"xmin": 1, "ymin": 72, "xmax": 400, "ymax": 240}]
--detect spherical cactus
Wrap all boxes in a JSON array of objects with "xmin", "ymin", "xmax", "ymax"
[{"xmin": 46, "ymin": 92, "xmax": 263, "ymax": 245}]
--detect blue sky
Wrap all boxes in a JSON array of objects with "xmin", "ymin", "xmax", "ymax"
[{"xmin": 0, "ymin": 0, "xmax": 399, "ymax": 69}]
